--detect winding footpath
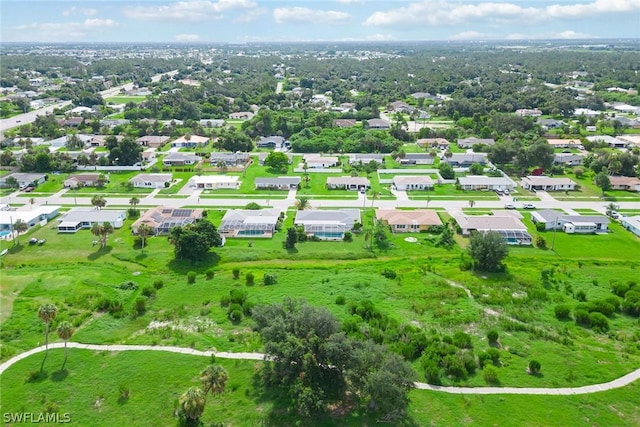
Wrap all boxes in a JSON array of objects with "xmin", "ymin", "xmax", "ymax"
[{"xmin": 1, "ymin": 342, "xmax": 639, "ymax": 395}]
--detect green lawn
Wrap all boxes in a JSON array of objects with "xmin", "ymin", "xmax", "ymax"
[{"xmin": 104, "ymin": 96, "xmax": 148, "ymax": 104}]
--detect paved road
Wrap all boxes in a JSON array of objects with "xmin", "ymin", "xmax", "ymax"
[
  {"xmin": 1, "ymin": 342, "xmax": 638, "ymax": 395},
  {"xmin": 0, "ymin": 101, "xmax": 73, "ymax": 135}
]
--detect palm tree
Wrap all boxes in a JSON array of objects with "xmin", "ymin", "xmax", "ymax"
[
  {"xmin": 200, "ymin": 364, "xmax": 229, "ymax": 396},
  {"xmin": 56, "ymin": 321, "xmax": 74, "ymax": 368},
  {"xmin": 295, "ymin": 196, "xmax": 311, "ymax": 210},
  {"xmin": 605, "ymin": 202, "xmax": 619, "ymax": 216},
  {"xmin": 137, "ymin": 223, "xmax": 153, "ymax": 252},
  {"xmin": 179, "ymin": 387, "xmax": 206, "ymax": 425},
  {"xmin": 129, "ymin": 196, "xmax": 140, "ymax": 211},
  {"xmin": 91, "ymin": 195, "xmax": 106, "ymax": 210},
  {"xmin": 216, "ymin": 160, "xmax": 228, "ymax": 173},
  {"xmin": 91, "ymin": 222, "xmax": 114, "ymax": 248},
  {"xmin": 38, "ymin": 304, "xmax": 58, "ymax": 352},
  {"xmin": 13, "ymin": 219, "xmax": 28, "ymax": 245},
  {"xmin": 29, "ymin": 197, "xmax": 36, "ymax": 210}
]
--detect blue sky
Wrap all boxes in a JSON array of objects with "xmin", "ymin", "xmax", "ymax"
[{"xmin": 2, "ymin": 0, "xmax": 640, "ymax": 43}]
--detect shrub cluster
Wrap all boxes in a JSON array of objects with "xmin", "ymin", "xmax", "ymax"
[{"xmin": 220, "ymin": 289, "xmax": 253, "ymax": 322}]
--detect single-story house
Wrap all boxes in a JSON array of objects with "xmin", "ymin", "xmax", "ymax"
[
  {"xmin": 142, "ymin": 149, "xmax": 156, "ymax": 161},
  {"xmin": 333, "ymin": 119, "xmax": 357, "ymax": 128},
  {"xmin": 257, "ymin": 136, "xmax": 290, "ymax": 150},
  {"xmin": 218, "ymin": 208, "xmax": 282, "ymax": 238},
  {"xmin": 136, "ymin": 135, "xmax": 169, "ymax": 148},
  {"xmin": 621, "ymin": 216, "xmax": 640, "ymax": 237},
  {"xmin": 546, "ymin": 138, "xmax": 581, "ymax": 149},
  {"xmin": 554, "ymin": 153, "xmax": 584, "ymax": 166},
  {"xmin": 416, "ymin": 138, "xmax": 450, "ymax": 150},
  {"xmin": 171, "ymin": 135, "xmax": 209, "ymax": 148},
  {"xmin": 131, "ymin": 206, "xmax": 204, "ymax": 235},
  {"xmin": 210, "ymin": 152, "xmax": 250, "ymax": 166},
  {"xmin": 188, "ymin": 175, "xmax": 240, "ymax": 190},
  {"xmin": 229, "ymin": 111, "xmax": 255, "ymax": 120},
  {"xmin": 397, "ymin": 153, "xmax": 435, "ymax": 165},
  {"xmin": 199, "ymin": 119, "xmax": 225, "ymax": 128},
  {"xmin": 129, "ymin": 173, "xmax": 172, "ymax": 189},
  {"xmin": 326, "ymin": 176, "xmax": 370, "ymax": 191},
  {"xmin": 59, "ymin": 117, "xmax": 83, "ymax": 127},
  {"xmin": 457, "ymin": 137, "xmax": 496, "ymax": 149},
  {"xmin": 366, "ymin": 118, "xmax": 391, "ymax": 129},
  {"xmin": 609, "ymin": 176, "xmax": 640, "ymax": 192},
  {"xmin": 515, "ymin": 108, "xmax": 543, "ymax": 117},
  {"xmin": 0, "ymin": 205, "xmax": 60, "ymax": 233},
  {"xmin": 531, "ymin": 209, "xmax": 610, "ymax": 234},
  {"xmin": 388, "ymin": 101, "xmax": 414, "ymax": 113},
  {"xmin": 255, "ymin": 177, "xmax": 300, "ymax": 190},
  {"xmin": 586, "ymin": 135, "xmax": 628, "ymax": 149},
  {"xmin": 537, "ymin": 118, "xmax": 564, "ymax": 129},
  {"xmin": 0, "ymin": 173, "xmax": 47, "ymax": 188},
  {"xmin": 446, "ymin": 153, "xmax": 487, "ymax": 167},
  {"xmin": 457, "ymin": 176, "xmax": 514, "ymax": 191},
  {"xmin": 376, "ymin": 209, "xmax": 442, "ymax": 233},
  {"xmin": 257, "ymin": 152, "xmax": 293, "ymax": 166},
  {"xmin": 521, "ymin": 176, "xmax": 577, "ymax": 191},
  {"xmin": 100, "ymin": 119, "xmax": 130, "ymax": 128},
  {"xmin": 393, "ymin": 175, "xmax": 434, "ymax": 191},
  {"xmin": 348, "ymin": 153, "xmax": 385, "ymax": 165},
  {"xmin": 452, "ymin": 211, "xmax": 532, "ymax": 245},
  {"xmin": 295, "ymin": 209, "xmax": 361, "ymax": 240},
  {"xmin": 163, "ymin": 153, "xmax": 200, "ymax": 166},
  {"xmin": 303, "ymin": 155, "xmax": 339, "ymax": 169},
  {"xmin": 57, "ymin": 208, "xmax": 126, "ymax": 233},
  {"xmin": 63, "ymin": 173, "xmax": 103, "ymax": 188}
]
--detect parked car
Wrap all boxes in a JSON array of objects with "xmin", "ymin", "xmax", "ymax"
[
  {"xmin": 523, "ymin": 203, "xmax": 536, "ymax": 209},
  {"xmin": 504, "ymin": 203, "xmax": 516, "ymax": 210},
  {"xmin": 24, "ymin": 186, "xmax": 34, "ymax": 192},
  {"xmin": 609, "ymin": 211, "xmax": 621, "ymax": 219},
  {"xmin": 28, "ymin": 238, "xmax": 38, "ymax": 245}
]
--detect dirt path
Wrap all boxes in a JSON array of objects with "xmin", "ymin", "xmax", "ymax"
[{"xmin": 1, "ymin": 342, "xmax": 638, "ymax": 395}]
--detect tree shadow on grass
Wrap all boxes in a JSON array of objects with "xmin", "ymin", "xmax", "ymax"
[
  {"xmin": 7, "ymin": 244, "xmax": 25, "ymax": 255},
  {"xmin": 167, "ymin": 252, "xmax": 220, "ymax": 275},
  {"xmin": 87, "ymin": 245, "xmax": 113, "ymax": 261},
  {"xmin": 26, "ymin": 369, "xmax": 48, "ymax": 384},
  {"xmin": 135, "ymin": 253, "xmax": 149, "ymax": 261},
  {"xmin": 51, "ymin": 369, "xmax": 68, "ymax": 382}
]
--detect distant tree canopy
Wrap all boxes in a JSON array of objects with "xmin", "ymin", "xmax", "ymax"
[
  {"xmin": 290, "ymin": 127, "xmax": 401, "ymax": 153},
  {"xmin": 169, "ymin": 220, "xmax": 222, "ymax": 261},
  {"xmin": 252, "ymin": 298, "xmax": 415, "ymax": 420}
]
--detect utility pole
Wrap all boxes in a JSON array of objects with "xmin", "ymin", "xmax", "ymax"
[{"xmin": 551, "ymin": 213, "xmax": 558, "ymax": 251}]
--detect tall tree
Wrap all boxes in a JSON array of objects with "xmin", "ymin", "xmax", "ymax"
[
  {"xmin": 468, "ymin": 231, "xmax": 508, "ymax": 272},
  {"xmin": 91, "ymin": 195, "xmax": 107, "ymax": 210},
  {"xmin": 295, "ymin": 196, "xmax": 311, "ymax": 210},
  {"xmin": 91, "ymin": 222, "xmax": 114, "ymax": 248},
  {"xmin": 56, "ymin": 321, "xmax": 74, "ymax": 368},
  {"xmin": 38, "ymin": 304, "xmax": 58, "ymax": 353},
  {"xmin": 200, "ymin": 364, "xmax": 229, "ymax": 397},
  {"xmin": 12, "ymin": 219, "xmax": 28, "ymax": 245},
  {"xmin": 594, "ymin": 170, "xmax": 611, "ymax": 196},
  {"xmin": 136, "ymin": 223, "xmax": 153, "ymax": 252},
  {"xmin": 129, "ymin": 196, "xmax": 140, "ymax": 211},
  {"xmin": 178, "ymin": 387, "xmax": 206, "ymax": 426}
]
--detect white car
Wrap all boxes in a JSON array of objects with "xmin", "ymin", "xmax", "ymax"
[
  {"xmin": 523, "ymin": 203, "xmax": 536, "ymax": 210},
  {"xmin": 504, "ymin": 203, "xmax": 516, "ymax": 210}
]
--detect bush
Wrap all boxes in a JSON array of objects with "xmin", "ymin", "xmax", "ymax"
[
  {"xmin": 119, "ymin": 281, "xmax": 138, "ymax": 291},
  {"xmin": 380, "ymin": 269, "xmax": 397, "ymax": 279},
  {"xmin": 263, "ymin": 274, "xmax": 277, "ymax": 286},
  {"xmin": 535, "ymin": 222, "xmax": 546, "ymax": 232},
  {"xmin": 205, "ymin": 269, "xmax": 215, "ymax": 280},
  {"xmin": 141, "ymin": 286, "xmax": 156, "ymax": 298},
  {"xmin": 232, "ymin": 268, "xmax": 240, "ymax": 279},
  {"xmin": 486, "ymin": 348, "xmax": 501, "ymax": 365},
  {"xmin": 152, "ymin": 279, "xmax": 164, "ymax": 289},
  {"xmin": 244, "ymin": 202, "xmax": 261, "ymax": 210},
  {"xmin": 487, "ymin": 330, "xmax": 499, "ymax": 345},
  {"xmin": 187, "ymin": 271, "xmax": 196, "ymax": 284},
  {"xmin": 528, "ymin": 360, "xmax": 541, "ymax": 374},
  {"xmin": 228, "ymin": 307, "xmax": 243, "ymax": 322},
  {"xmin": 575, "ymin": 290, "xmax": 587, "ymax": 302},
  {"xmin": 220, "ymin": 294, "xmax": 231, "ymax": 307},
  {"xmin": 246, "ymin": 272, "xmax": 255, "ymax": 286},
  {"xmin": 483, "ymin": 365, "xmax": 499, "ymax": 384},
  {"xmin": 229, "ymin": 289, "xmax": 248, "ymax": 305},
  {"xmin": 335, "ymin": 295, "xmax": 346, "ymax": 305},
  {"xmin": 554, "ymin": 304, "xmax": 571, "ymax": 320},
  {"xmin": 453, "ymin": 331, "xmax": 473, "ymax": 349},
  {"xmin": 535, "ymin": 235, "xmax": 547, "ymax": 249},
  {"xmin": 589, "ymin": 312, "xmax": 609, "ymax": 332},
  {"xmin": 611, "ymin": 282, "xmax": 629, "ymax": 297},
  {"xmin": 343, "ymin": 231, "xmax": 353, "ymax": 242},
  {"xmin": 134, "ymin": 297, "xmax": 146, "ymax": 314},
  {"xmin": 574, "ymin": 309, "xmax": 591, "ymax": 327}
]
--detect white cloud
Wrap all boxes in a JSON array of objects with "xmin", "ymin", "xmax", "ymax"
[
  {"xmin": 234, "ymin": 7, "xmax": 267, "ymax": 23},
  {"xmin": 506, "ymin": 30, "xmax": 596, "ymax": 40},
  {"xmin": 449, "ymin": 30, "xmax": 491, "ymax": 40},
  {"xmin": 123, "ymin": 0, "xmax": 257, "ymax": 22},
  {"xmin": 274, "ymin": 7, "xmax": 351, "ymax": 24},
  {"xmin": 364, "ymin": 0, "xmax": 640, "ymax": 27},
  {"xmin": 62, "ymin": 6, "xmax": 98, "ymax": 17},
  {"xmin": 15, "ymin": 19, "xmax": 119, "ymax": 41},
  {"xmin": 175, "ymin": 33, "xmax": 201, "ymax": 42}
]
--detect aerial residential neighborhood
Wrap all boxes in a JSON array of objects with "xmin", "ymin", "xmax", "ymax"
[{"xmin": 1, "ymin": 8, "xmax": 640, "ymax": 426}]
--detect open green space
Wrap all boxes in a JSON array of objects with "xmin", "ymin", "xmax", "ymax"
[{"xmin": 104, "ymin": 96, "xmax": 148, "ymax": 104}]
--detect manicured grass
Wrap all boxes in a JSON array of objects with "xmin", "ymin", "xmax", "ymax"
[{"xmin": 104, "ymin": 96, "xmax": 148, "ymax": 104}]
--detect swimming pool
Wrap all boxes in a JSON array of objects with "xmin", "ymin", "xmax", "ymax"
[
  {"xmin": 0, "ymin": 230, "xmax": 11, "ymax": 238},
  {"xmin": 313, "ymin": 232, "xmax": 344, "ymax": 240}
]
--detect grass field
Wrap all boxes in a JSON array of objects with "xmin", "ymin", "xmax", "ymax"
[
  {"xmin": 104, "ymin": 96, "xmax": 148, "ymax": 104},
  {"xmin": 2, "ymin": 204, "xmax": 640, "ymax": 425}
]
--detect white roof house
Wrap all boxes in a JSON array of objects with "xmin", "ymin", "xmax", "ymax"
[
  {"xmin": 303, "ymin": 155, "xmax": 339, "ymax": 169},
  {"xmin": 326, "ymin": 176, "xmax": 370, "ymax": 191},
  {"xmin": 531, "ymin": 209, "xmax": 610, "ymax": 233},
  {"xmin": 393, "ymin": 175, "xmax": 434, "ymax": 190},
  {"xmin": 621, "ymin": 216, "xmax": 640, "ymax": 237},
  {"xmin": 521, "ymin": 176, "xmax": 577, "ymax": 191},
  {"xmin": 57, "ymin": 208, "xmax": 126, "ymax": 233},
  {"xmin": 451, "ymin": 210, "xmax": 532, "ymax": 244},
  {"xmin": 458, "ymin": 176, "xmax": 514, "ymax": 191},
  {"xmin": 163, "ymin": 153, "xmax": 200, "ymax": 166},
  {"xmin": 218, "ymin": 208, "xmax": 282, "ymax": 238},
  {"xmin": 295, "ymin": 209, "xmax": 361, "ymax": 240},
  {"xmin": 188, "ymin": 175, "xmax": 240, "ymax": 189},
  {"xmin": 130, "ymin": 173, "xmax": 172, "ymax": 189},
  {"xmin": 0, "ymin": 206, "xmax": 61, "ymax": 233}
]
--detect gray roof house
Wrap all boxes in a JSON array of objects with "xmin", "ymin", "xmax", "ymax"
[
  {"xmin": 218, "ymin": 208, "xmax": 282, "ymax": 238},
  {"xmin": 531, "ymin": 209, "xmax": 610, "ymax": 233},
  {"xmin": 621, "ymin": 215, "xmax": 640, "ymax": 237},
  {"xmin": 457, "ymin": 137, "xmax": 496, "ymax": 148},
  {"xmin": 295, "ymin": 209, "xmax": 361, "ymax": 240},
  {"xmin": 136, "ymin": 135, "xmax": 169, "ymax": 148},
  {"xmin": 446, "ymin": 153, "xmax": 488, "ymax": 167},
  {"xmin": 554, "ymin": 153, "xmax": 584, "ymax": 166},
  {"xmin": 257, "ymin": 136, "xmax": 289, "ymax": 149},
  {"xmin": 129, "ymin": 173, "xmax": 172, "ymax": 189},
  {"xmin": 210, "ymin": 152, "xmax": 250, "ymax": 166},
  {"xmin": 58, "ymin": 208, "xmax": 126, "ymax": 233},
  {"xmin": 348, "ymin": 153, "xmax": 385, "ymax": 165},
  {"xmin": 163, "ymin": 153, "xmax": 200, "ymax": 166},
  {"xmin": 452, "ymin": 211, "xmax": 532, "ymax": 245},
  {"xmin": 255, "ymin": 177, "xmax": 300, "ymax": 190},
  {"xmin": 326, "ymin": 176, "xmax": 370, "ymax": 191},
  {"xmin": 366, "ymin": 118, "xmax": 391, "ymax": 129},
  {"xmin": 0, "ymin": 172, "xmax": 47, "ymax": 188}
]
